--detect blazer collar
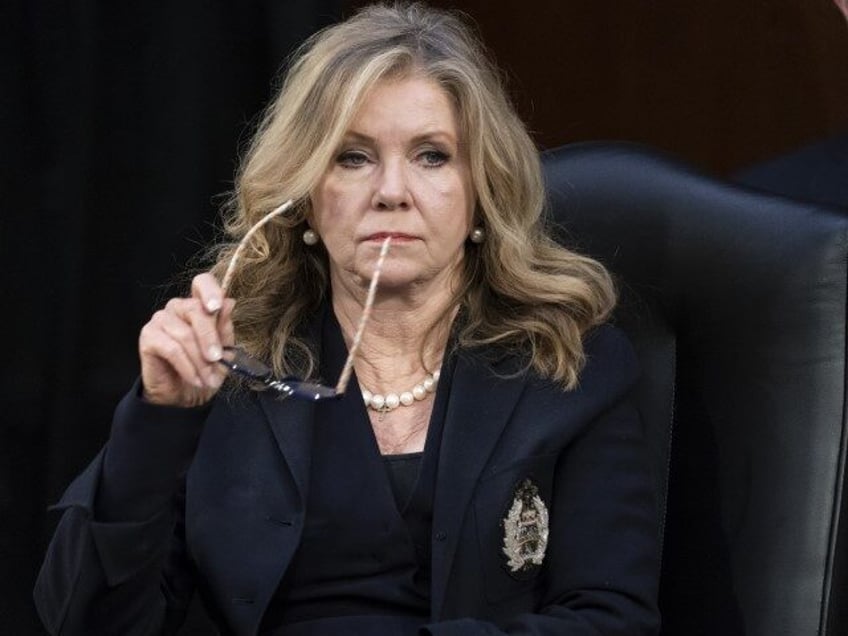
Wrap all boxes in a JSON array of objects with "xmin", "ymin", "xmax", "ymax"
[{"xmin": 430, "ymin": 348, "xmax": 528, "ymax": 619}]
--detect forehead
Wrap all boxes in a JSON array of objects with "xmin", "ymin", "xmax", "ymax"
[{"xmin": 347, "ymin": 75, "xmax": 460, "ymax": 139}]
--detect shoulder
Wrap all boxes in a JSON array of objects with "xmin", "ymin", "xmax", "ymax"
[
  {"xmin": 577, "ymin": 323, "xmax": 640, "ymax": 407},
  {"xmin": 581, "ymin": 323, "xmax": 640, "ymax": 389},
  {"xmin": 520, "ymin": 323, "xmax": 639, "ymax": 417}
]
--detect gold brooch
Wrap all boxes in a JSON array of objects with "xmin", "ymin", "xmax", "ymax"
[{"xmin": 502, "ymin": 478, "xmax": 549, "ymax": 576}]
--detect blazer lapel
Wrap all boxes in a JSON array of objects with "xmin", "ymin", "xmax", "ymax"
[
  {"xmin": 430, "ymin": 350, "xmax": 527, "ymax": 619},
  {"xmin": 256, "ymin": 306, "xmax": 326, "ymax": 503},
  {"xmin": 258, "ymin": 392, "xmax": 315, "ymax": 504}
]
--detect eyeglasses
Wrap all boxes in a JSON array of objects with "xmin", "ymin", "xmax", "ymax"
[
  {"xmin": 216, "ymin": 200, "xmax": 391, "ymax": 401},
  {"xmin": 218, "ymin": 346, "xmax": 341, "ymax": 400}
]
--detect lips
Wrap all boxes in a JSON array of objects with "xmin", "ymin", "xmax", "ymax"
[{"xmin": 365, "ymin": 232, "xmax": 417, "ymax": 241}]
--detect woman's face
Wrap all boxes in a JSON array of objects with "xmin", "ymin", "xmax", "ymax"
[{"xmin": 310, "ymin": 75, "xmax": 475, "ymax": 296}]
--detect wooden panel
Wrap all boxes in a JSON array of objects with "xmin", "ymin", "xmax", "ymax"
[{"xmin": 347, "ymin": 0, "xmax": 848, "ymax": 174}]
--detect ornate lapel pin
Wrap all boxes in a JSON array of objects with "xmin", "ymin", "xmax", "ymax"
[{"xmin": 502, "ymin": 478, "xmax": 549, "ymax": 577}]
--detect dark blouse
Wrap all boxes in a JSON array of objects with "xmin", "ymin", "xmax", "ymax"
[
  {"xmin": 260, "ymin": 310, "xmax": 455, "ymax": 634},
  {"xmin": 384, "ymin": 453, "xmax": 424, "ymax": 510}
]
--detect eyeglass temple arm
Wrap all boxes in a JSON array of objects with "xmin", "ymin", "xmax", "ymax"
[
  {"xmin": 334, "ymin": 236, "xmax": 392, "ymax": 395},
  {"xmin": 220, "ymin": 199, "xmax": 294, "ymax": 296}
]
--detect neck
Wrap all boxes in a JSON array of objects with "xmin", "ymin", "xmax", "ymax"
[{"xmin": 331, "ymin": 277, "xmax": 457, "ymax": 391}]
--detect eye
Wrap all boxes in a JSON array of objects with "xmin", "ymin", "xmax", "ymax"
[
  {"xmin": 336, "ymin": 150, "xmax": 369, "ymax": 168},
  {"xmin": 418, "ymin": 149, "xmax": 449, "ymax": 167}
]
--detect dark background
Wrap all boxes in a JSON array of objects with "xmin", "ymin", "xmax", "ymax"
[{"xmin": 3, "ymin": 1, "xmax": 847, "ymax": 633}]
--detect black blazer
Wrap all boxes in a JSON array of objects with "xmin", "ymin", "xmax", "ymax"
[{"xmin": 34, "ymin": 324, "xmax": 660, "ymax": 635}]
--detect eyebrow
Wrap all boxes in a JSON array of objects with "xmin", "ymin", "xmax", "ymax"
[{"xmin": 342, "ymin": 129, "xmax": 459, "ymax": 146}]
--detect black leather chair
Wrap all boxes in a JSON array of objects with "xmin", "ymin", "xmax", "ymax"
[
  {"xmin": 542, "ymin": 142, "xmax": 848, "ymax": 636},
  {"xmin": 734, "ymin": 133, "xmax": 848, "ymax": 211}
]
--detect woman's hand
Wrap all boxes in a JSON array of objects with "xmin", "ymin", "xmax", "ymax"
[{"xmin": 138, "ymin": 273, "xmax": 235, "ymax": 407}]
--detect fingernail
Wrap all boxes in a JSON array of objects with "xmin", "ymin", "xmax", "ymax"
[
  {"xmin": 206, "ymin": 372, "xmax": 223, "ymax": 389},
  {"xmin": 207, "ymin": 345, "xmax": 222, "ymax": 361},
  {"xmin": 206, "ymin": 298, "xmax": 222, "ymax": 313}
]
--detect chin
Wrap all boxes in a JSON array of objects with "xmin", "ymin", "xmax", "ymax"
[{"xmin": 372, "ymin": 273, "xmax": 420, "ymax": 291}]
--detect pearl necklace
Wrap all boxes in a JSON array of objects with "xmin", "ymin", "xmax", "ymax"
[{"xmin": 361, "ymin": 368, "xmax": 441, "ymax": 413}]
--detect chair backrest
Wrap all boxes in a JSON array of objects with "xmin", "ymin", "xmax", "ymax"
[{"xmin": 543, "ymin": 142, "xmax": 848, "ymax": 636}]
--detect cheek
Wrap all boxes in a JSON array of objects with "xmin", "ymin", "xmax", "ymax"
[
  {"xmin": 437, "ymin": 175, "xmax": 474, "ymax": 230},
  {"xmin": 311, "ymin": 179, "xmax": 348, "ymax": 231},
  {"xmin": 425, "ymin": 168, "xmax": 471, "ymax": 204},
  {"xmin": 437, "ymin": 162, "xmax": 474, "ymax": 212}
]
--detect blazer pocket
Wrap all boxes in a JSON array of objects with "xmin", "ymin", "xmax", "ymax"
[{"xmin": 473, "ymin": 452, "xmax": 558, "ymax": 604}]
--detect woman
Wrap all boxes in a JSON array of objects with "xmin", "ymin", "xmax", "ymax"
[{"xmin": 35, "ymin": 3, "xmax": 660, "ymax": 634}]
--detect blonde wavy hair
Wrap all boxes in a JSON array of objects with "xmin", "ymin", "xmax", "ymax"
[{"xmin": 211, "ymin": 2, "xmax": 615, "ymax": 390}]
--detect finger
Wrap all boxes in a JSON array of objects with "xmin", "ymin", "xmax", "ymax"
[
  {"xmin": 157, "ymin": 304, "xmax": 209, "ymax": 370},
  {"xmin": 168, "ymin": 296, "xmax": 225, "ymax": 364},
  {"xmin": 191, "ymin": 272, "xmax": 225, "ymax": 314},
  {"xmin": 203, "ymin": 299, "xmax": 236, "ymax": 388},
  {"xmin": 218, "ymin": 298, "xmax": 236, "ymax": 347},
  {"xmin": 158, "ymin": 311, "xmax": 222, "ymax": 389},
  {"xmin": 140, "ymin": 317, "xmax": 205, "ymax": 389}
]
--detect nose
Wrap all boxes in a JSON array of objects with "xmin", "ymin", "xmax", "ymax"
[{"xmin": 372, "ymin": 158, "xmax": 411, "ymax": 211}]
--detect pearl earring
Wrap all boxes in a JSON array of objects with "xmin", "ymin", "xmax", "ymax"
[
  {"xmin": 302, "ymin": 229, "xmax": 319, "ymax": 246},
  {"xmin": 469, "ymin": 227, "xmax": 485, "ymax": 244}
]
